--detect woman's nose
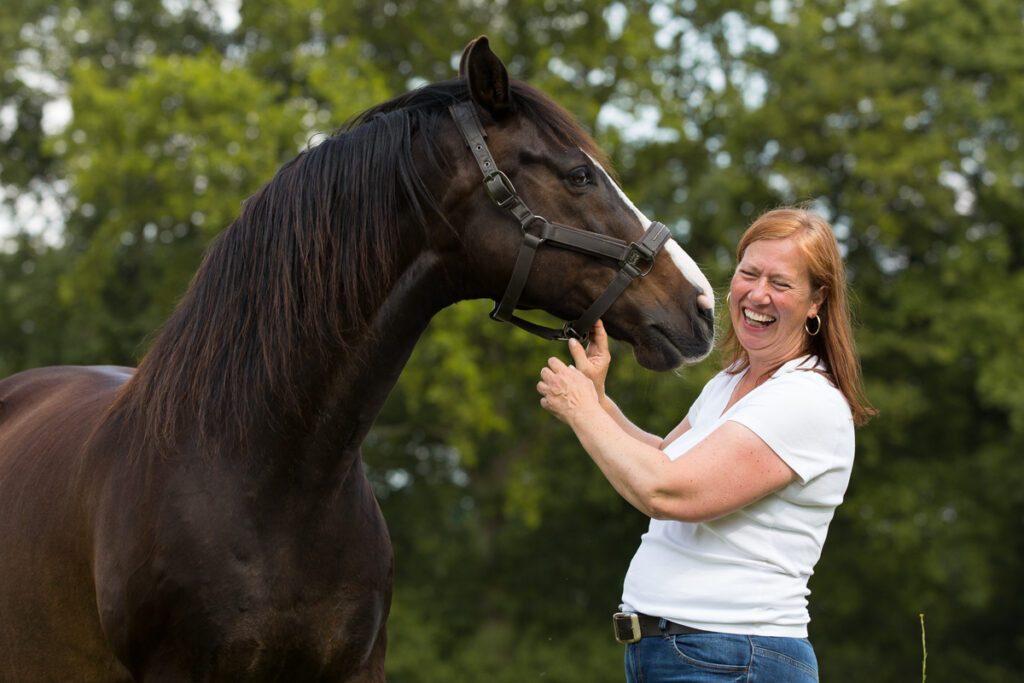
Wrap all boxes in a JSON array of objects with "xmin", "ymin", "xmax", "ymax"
[{"xmin": 749, "ymin": 278, "xmax": 772, "ymax": 302}]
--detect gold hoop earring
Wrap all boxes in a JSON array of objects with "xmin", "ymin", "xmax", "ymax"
[
  {"xmin": 805, "ymin": 315, "xmax": 821, "ymax": 336},
  {"xmin": 725, "ymin": 291, "xmax": 732, "ymax": 303}
]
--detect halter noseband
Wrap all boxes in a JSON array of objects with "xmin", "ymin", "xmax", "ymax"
[{"xmin": 450, "ymin": 102, "xmax": 671, "ymax": 343}]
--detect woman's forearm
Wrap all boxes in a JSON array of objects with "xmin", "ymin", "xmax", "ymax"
[
  {"xmin": 567, "ymin": 402, "xmax": 677, "ymax": 517},
  {"xmin": 599, "ymin": 395, "xmax": 664, "ymax": 448}
]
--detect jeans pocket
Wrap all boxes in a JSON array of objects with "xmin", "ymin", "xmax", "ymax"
[
  {"xmin": 750, "ymin": 639, "xmax": 819, "ymax": 682},
  {"xmin": 668, "ymin": 633, "xmax": 751, "ymax": 674}
]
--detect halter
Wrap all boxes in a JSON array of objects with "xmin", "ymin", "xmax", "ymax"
[{"xmin": 450, "ymin": 102, "xmax": 671, "ymax": 343}]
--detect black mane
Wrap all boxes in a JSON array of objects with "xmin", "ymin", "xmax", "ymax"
[{"xmin": 112, "ymin": 77, "xmax": 605, "ymax": 456}]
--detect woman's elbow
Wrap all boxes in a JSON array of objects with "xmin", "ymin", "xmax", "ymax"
[{"xmin": 643, "ymin": 489, "xmax": 721, "ymax": 523}]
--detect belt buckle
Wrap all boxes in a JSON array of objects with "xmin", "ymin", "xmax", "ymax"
[{"xmin": 613, "ymin": 612, "xmax": 641, "ymax": 644}]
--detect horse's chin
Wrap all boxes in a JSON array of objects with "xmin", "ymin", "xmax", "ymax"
[{"xmin": 625, "ymin": 322, "xmax": 714, "ymax": 372}]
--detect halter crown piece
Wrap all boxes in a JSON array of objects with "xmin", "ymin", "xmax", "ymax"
[{"xmin": 450, "ymin": 102, "xmax": 671, "ymax": 343}]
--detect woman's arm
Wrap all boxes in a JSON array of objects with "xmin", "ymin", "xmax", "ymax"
[
  {"xmin": 596, "ymin": 389, "xmax": 665, "ymax": 448},
  {"xmin": 538, "ymin": 355, "xmax": 796, "ymax": 522}
]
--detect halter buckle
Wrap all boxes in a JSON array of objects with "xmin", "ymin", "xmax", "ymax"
[
  {"xmin": 484, "ymin": 171, "xmax": 518, "ymax": 208},
  {"xmin": 561, "ymin": 321, "xmax": 589, "ymax": 343},
  {"xmin": 622, "ymin": 242, "xmax": 656, "ymax": 278}
]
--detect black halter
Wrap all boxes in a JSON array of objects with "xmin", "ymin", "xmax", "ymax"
[{"xmin": 450, "ymin": 102, "xmax": 671, "ymax": 343}]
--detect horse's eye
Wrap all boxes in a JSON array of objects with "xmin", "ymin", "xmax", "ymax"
[{"xmin": 567, "ymin": 166, "xmax": 592, "ymax": 188}]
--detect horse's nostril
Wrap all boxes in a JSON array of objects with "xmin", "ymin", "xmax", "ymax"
[
  {"xmin": 690, "ymin": 289, "xmax": 714, "ymax": 321},
  {"xmin": 696, "ymin": 292, "xmax": 714, "ymax": 316}
]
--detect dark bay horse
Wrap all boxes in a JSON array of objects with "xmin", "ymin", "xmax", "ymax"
[{"xmin": 0, "ymin": 37, "xmax": 714, "ymax": 681}]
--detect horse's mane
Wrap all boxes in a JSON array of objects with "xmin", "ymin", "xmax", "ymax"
[{"xmin": 112, "ymin": 78, "xmax": 606, "ymax": 456}]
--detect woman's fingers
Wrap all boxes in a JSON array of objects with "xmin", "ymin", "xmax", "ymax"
[
  {"xmin": 538, "ymin": 363, "xmax": 568, "ymax": 396},
  {"xmin": 584, "ymin": 321, "xmax": 609, "ymax": 363},
  {"xmin": 588, "ymin": 320, "xmax": 608, "ymax": 356},
  {"xmin": 568, "ymin": 338, "xmax": 589, "ymax": 368},
  {"xmin": 546, "ymin": 355, "xmax": 568, "ymax": 372}
]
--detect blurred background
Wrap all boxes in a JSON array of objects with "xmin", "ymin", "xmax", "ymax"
[{"xmin": 1, "ymin": 0, "xmax": 1021, "ymax": 679}]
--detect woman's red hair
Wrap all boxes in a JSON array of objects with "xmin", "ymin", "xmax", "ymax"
[{"xmin": 721, "ymin": 207, "xmax": 877, "ymax": 426}]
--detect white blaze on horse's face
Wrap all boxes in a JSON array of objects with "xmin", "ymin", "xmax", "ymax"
[{"xmin": 586, "ymin": 154, "xmax": 715, "ymax": 314}]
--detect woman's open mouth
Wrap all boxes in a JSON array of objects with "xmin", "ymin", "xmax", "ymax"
[{"xmin": 743, "ymin": 308, "xmax": 776, "ymax": 329}]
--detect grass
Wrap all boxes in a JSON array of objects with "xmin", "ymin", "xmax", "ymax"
[{"xmin": 920, "ymin": 613, "xmax": 928, "ymax": 683}]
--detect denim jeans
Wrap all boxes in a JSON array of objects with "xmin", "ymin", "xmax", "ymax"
[{"xmin": 623, "ymin": 630, "xmax": 818, "ymax": 682}]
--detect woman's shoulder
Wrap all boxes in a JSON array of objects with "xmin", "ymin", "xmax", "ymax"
[
  {"xmin": 765, "ymin": 357, "xmax": 852, "ymax": 420},
  {"xmin": 737, "ymin": 357, "xmax": 855, "ymax": 478}
]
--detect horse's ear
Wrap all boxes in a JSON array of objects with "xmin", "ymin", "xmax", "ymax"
[
  {"xmin": 460, "ymin": 36, "xmax": 512, "ymax": 118},
  {"xmin": 457, "ymin": 37, "xmax": 476, "ymax": 78}
]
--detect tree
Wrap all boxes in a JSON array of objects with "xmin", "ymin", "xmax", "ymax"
[{"xmin": 2, "ymin": 0, "xmax": 1021, "ymax": 679}]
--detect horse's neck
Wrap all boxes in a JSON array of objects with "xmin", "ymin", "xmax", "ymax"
[
  {"xmin": 267, "ymin": 248, "xmax": 453, "ymax": 487},
  {"xmin": 329, "ymin": 250, "xmax": 448, "ymax": 435}
]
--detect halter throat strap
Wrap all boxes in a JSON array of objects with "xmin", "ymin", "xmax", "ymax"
[{"xmin": 450, "ymin": 102, "xmax": 670, "ymax": 342}]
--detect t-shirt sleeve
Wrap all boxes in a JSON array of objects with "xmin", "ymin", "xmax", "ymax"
[{"xmin": 727, "ymin": 371, "xmax": 854, "ymax": 483}]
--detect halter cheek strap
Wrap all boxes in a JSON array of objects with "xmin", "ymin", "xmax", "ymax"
[{"xmin": 450, "ymin": 102, "xmax": 671, "ymax": 343}]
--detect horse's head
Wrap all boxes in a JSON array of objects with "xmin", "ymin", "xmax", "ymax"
[{"xmin": 433, "ymin": 37, "xmax": 714, "ymax": 371}]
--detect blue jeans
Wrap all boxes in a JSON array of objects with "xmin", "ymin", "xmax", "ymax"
[{"xmin": 624, "ymin": 630, "xmax": 818, "ymax": 682}]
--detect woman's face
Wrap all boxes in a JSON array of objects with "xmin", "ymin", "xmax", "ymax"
[{"xmin": 729, "ymin": 237, "xmax": 825, "ymax": 369}]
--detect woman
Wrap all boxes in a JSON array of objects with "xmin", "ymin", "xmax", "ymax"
[{"xmin": 537, "ymin": 207, "xmax": 875, "ymax": 682}]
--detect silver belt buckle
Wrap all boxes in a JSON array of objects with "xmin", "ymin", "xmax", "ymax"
[{"xmin": 613, "ymin": 612, "xmax": 641, "ymax": 644}]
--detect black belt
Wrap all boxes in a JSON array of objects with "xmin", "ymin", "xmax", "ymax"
[{"xmin": 613, "ymin": 612, "xmax": 711, "ymax": 643}]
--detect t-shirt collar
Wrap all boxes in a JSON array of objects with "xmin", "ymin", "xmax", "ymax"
[{"xmin": 771, "ymin": 354, "xmax": 822, "ymax": 378}]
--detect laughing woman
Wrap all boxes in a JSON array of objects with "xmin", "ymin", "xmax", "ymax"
[{"xmin": 537, "ymin": 207, "xmax": 876, "ymax": 682}]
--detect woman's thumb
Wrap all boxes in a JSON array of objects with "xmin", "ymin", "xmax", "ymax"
[{"xmin": 568, "ymin": 338, "xmax": 589, "ymax": 367}]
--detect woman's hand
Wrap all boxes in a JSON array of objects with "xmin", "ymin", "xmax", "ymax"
[
  {"xmin": 537, "ymin": 356, "xmax": 601, "ymax": 426},
  {"xmin": 570, "ymin": 320, "xmax": 611, "ymax": 401},
  {"xmin": 537, "ymin": 321, "xmax": 612, "ymax": 424}
]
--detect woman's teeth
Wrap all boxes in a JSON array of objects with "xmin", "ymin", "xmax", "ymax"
[{"xmin": 743, "ymin": 308, "xmax": 776, "ymax": 328}]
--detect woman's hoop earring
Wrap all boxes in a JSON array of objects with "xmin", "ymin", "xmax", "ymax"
[
  {"xmin": 726, "ymin": 291, "xmax": 732, "ymax": 303},
  {"xmin": 805, "ymin": 315, "xmax": 822, "ymax": 336}
]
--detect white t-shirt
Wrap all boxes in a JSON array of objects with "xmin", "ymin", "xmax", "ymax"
[{"xmin": 620, "ymin": 355, "xmax": 855, "ymax": 638}]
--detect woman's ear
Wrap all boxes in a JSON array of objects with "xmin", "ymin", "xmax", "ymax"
[{"xmin": 810, "ymin": 286, "xmax": 827, "ymax": 317}]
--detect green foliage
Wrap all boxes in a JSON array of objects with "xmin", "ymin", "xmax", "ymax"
[
  {"xmin": 2, "ymin": 0, "xmax": 1022, "ymax": 679},
  {"xmin": 0, "ymin": 235, "xmax": 75, "ymax": 377},
  {"xmin": 51, "ymin": 50, "xmax": 302, "ymax": 362}
]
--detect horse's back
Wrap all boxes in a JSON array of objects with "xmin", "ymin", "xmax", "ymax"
[
  {"xmin": 0, "ymin": 365, "xmax": 132, "ymax": 491},
  {"xmin": 0, "ymin": 363, "xmax": 131, "ymax": 421},
  {"xmin": 0, "ymin": 365, "xmax": 135, "ymax": 682}
]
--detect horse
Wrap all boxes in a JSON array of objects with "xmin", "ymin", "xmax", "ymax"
[{"xmin": 0, "ymin": 37, "xmax": 714, "ymax": 681}]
